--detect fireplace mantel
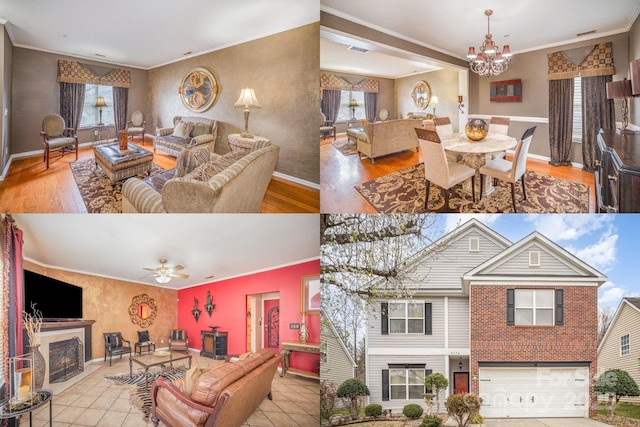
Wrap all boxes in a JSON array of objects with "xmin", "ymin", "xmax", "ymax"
[{"xmin": 24, "ymin": 320, "xmax": 95, "ymax": 362}]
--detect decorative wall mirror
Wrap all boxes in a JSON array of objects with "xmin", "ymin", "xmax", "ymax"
[
  {"xmin": 178, "ymin": 67, "xmax": 219, "ymax": 112},
  {"xmin": 129, "ymin": 294, "xmax": 158, "ymax": 328},
  {"xmin": 411, "ymin": 80, "xmax": 432, "ymax": 110}
]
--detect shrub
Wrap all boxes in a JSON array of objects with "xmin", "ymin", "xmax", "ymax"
[
  {"xmin": 420, "ymin": 414, "xmax": 443, "ymax": 427},
  {"xmin": 402, "ymin": 403, "xmax": 424, "ymax": 419},
  {"xmin": 320, "ymin": 380, "xmax": 338, "ymax": 420},
  {"xmin": 446, "ymin": 394, "xmax": 483, "ymax": 427},
  {"xmin": 594, "ymin": 369, "xmax": 640, "ymax": 419},
  {"xmin": 365, "ymin": 404, "xmax": 382, "ymax": 417},
  {"xmin": 336, "ymin": 378, "xmax": 370, "ymax": 420},
  {"xmin": 424, "ymin": 372, "xmax": 449, "ymax": 413},
  {"xmin": 470, "ymin": 413, "xmax": 484, "ymax": 424}
]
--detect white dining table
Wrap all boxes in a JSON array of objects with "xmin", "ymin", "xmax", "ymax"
[{"xmin": 440, "ymin": 132, "xmax": 518, "ymax": 197}]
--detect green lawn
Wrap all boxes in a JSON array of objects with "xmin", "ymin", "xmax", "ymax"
[{"xmin": 597, "ymin": 402, "xmax": 640, "ymax": 419}]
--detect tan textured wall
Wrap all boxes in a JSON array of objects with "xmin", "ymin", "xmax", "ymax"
[
  {"xmin": 148, "ymin": 23, "xmax": 320, "ymax": 184},
  {"xmin": 23, "ymin": 261, "xmax": 178, "ymax": 361}
]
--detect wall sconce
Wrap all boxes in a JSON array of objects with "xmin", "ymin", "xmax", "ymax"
[
  {"xmin": 458, "ymin": 357, "xmax": 463, "ymax": 370},
  {"xmin": 430, "ymin": 96, "xmax": 439, "ymax": 116},
  {"xmin": 458, "ymin": 95, "xmax": 465, "ymax": 113},
  {"xmin": 472, "ymin": 373, "xmax": 478, "ymax": 381},
  {"xmin": 204, "ymin": 290, "xmax": 215, "ymax": 317},
  {"xmin": 192, "ymin": 297, "xmax": 201, "ymax": 322}
]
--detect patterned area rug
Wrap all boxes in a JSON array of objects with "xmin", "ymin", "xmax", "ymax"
[
  {"xmin": 331, "ymin": 138, "xmax": 358, "ymax": 156},
  {"xmin": 104, "ymin": 365, "xmax": 187, "ymax": 421},
  {"xmin": 70, "ymin": 159, "xmax": 166, "ymax": 213},
  {"xmin": 355, "ymin": 164, "xmax": 589, "ymax": 213}
]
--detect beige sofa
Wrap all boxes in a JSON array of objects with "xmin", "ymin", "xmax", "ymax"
[
  {"xmin": 151, "ymin": 349, "xmax": 282, "ymax": 427},
  {"xmin": 122, "ymin": 142, "xmax": 279, "ymax": 213},
  {"xmin": 354, "ymin": 119, "xmax": 423, "ymax": 163},
  {"xmin": 154, "ymin": 116, "xmax": 218, "ymax": 157}
]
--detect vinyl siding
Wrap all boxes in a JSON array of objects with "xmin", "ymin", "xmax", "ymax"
[
  {"xmin": 483, "ymin": 242, "xmax": 584, "ymax": 276},
  {"xmin": 320, "ymin": 323, "xmax": 355, "ymax": 386},
  {"xmin": 448, "ymin": 297, "xmax": 469, "ymax": 348},
  {"xmin": 598, "ymin": 303, "xmax": 640, "ymax": 403}
]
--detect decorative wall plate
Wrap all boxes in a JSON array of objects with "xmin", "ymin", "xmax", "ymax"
[
  {"xmin": 178, "ymin": 67, "xmax": 218, "ymax": 112},
  {"xmin": 411, "ymin": 80, "xmax": 432, "ymax": 110}
]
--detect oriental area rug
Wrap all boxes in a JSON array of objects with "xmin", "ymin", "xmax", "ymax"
[
  {"xmin": 331, "ymin": 138, "xmax": 358, "ymax": 156},
  {"xmin": 70, "ymin": 159, "xmax": 166, "ymax": 213},
  {"xmin": 104, "ymin": 366, "xmax": 187, "ymax": 421},
  {"xmin": 355, "ymin": 165, "xmax": 589, "ymax": 213}
]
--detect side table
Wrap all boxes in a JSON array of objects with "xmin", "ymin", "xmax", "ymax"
[
  {"xmin": 92, "ymin": 124, "xmax": 110, "ymax": 146},
  {"xmin": 228, "ymin": 134, "xmax": 269, "ymax": 154},
  {"xmin": 0, "ymin": 389, "xmax": 53, "ymax": 426}
]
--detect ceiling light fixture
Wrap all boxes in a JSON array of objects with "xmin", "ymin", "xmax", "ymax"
[
  {"xmin": 466, "ymin": 10, "xmax": 512, "ymax": 78},
  {"xmin": 155, "ymin": 275, "xmax": 171, "ymax": 284}
]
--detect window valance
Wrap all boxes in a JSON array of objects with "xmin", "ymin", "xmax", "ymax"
[
  {"xmin": 320, "ymin": 73, "xmax": 378, "ymax": 93},
  {"xmin": 57, "ymin": 60, "xmax": 131, "ymax": 88},
  {"xmin": 547, "ymin": 42, "xmax": 615, "ymax": 80}
]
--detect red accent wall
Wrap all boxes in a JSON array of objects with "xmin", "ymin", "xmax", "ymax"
[{"xmin": 177, "ymin": 260, "xmax": 320, "ymax": 374}]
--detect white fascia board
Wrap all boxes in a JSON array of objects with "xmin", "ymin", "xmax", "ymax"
[
  {"xmin": 465, "ymin": 278, "xmax": 603, "ymax": 285},
  {"xmin": 368, "ymin": 347, "xmax": 470, "ymax": 356}
]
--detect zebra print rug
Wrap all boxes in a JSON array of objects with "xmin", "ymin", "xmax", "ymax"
[{"xmin": 104, "ymin": 365, "xmax": 187, "ymax": 421}]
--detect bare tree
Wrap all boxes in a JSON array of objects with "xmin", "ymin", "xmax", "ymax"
[{"xmin": 598, "ymin": 306, "xmax": 615, "ymax": 344}]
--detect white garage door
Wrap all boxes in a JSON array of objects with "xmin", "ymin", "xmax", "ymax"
[{"xmin": 478, "ymin": 367, "xmax": 589, "ymax": 418}]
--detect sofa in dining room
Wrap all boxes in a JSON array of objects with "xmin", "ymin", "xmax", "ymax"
[
  {"xmin": 151, "ymin": 348, "xmax": 282, "ymax": 427},
  {"xmin": 354, "ymin": 118, "xmax": 423, "ymax": 163},
  {"xmin": 154, "ymin": 116, "xmax": 218, "ymax": 157},
  {"xmin": 122, "ymin": 141, "xmax": 279, "ymax": 213}
]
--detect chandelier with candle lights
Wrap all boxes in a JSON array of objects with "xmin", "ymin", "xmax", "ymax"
[{"xmin": 466, "ymin": 10, "xmax": 512, "ymax": 77}]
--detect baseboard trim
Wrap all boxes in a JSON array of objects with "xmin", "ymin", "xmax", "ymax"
[{"xmin": 272, "ymin": 171, "xmax": 320, "ymax": 190}]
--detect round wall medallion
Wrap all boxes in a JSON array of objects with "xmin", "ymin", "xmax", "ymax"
[
  {"xmin": 178, "ymin": 67, "xmax": 218, "ymax": 112},
  {"xmin": 129, "ymin": 294, "xmax": 158, "ymax": 328},
  {"xmin": 411, "ymin": 80, "xmax": 432, "ymax": 110}
]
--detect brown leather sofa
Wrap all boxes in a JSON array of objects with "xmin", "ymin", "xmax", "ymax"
[{"xmin": 151, "ymin": 348, "xmax": 282, "ymax": 427}]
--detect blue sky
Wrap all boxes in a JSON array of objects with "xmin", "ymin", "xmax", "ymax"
[{"xmin": 435, "ymin": 214, "xmax": 639, "ymax": 311}]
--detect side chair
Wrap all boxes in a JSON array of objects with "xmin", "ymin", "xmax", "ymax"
[{"xmin": 40, "ymin": 114, "xmax": 78, "ymax": 169}]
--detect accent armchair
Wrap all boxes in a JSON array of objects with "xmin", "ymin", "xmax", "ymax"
[
  {"xmin": 104, "ymin": 332, "xmax": 131, "ymax": 366},
  {"xmin": 320, "ymin": 112, "xmax": 336, "ymax": 140},
  {"xmin": 127, "ymin": 111, "xmax": 146, "ymax": 144},
  {"xmin": 168, "ymin": 329, "xmax": 189, "ymax": 353},
  {"xmin": 40, "ymin": 114, "xmax": 78, "ymax": 169}
]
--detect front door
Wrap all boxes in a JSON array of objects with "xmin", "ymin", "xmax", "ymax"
[
  {"xmin": 454, "ymin": 372, "xmax": 469, "ymax": 394},
  {"xmin": 263, "ymin": 299, "xmax": 280, "ymax": 350}
]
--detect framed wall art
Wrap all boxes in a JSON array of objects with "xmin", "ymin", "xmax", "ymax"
[
  {"xmin": 490, "ymin": 79, "xmax": 522, "ymax": 102},
  {"xmin": 301, "ymin": 274, "xmax": 320, "ymax": 315}
]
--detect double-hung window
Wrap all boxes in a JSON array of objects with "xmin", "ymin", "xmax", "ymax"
[
  {"xmin": 514, "ymin": 289, "xmax": 554, "ymax": 325},
  {"xmin": 389, "ymin": 301, "xmax": 424, "ymax": 334},
  {"xmin": 390, "ymin": 368, "xmax": 425, "ymax": 400},
  {"xmin": 572, "ymin": 76, "xmax": 583, "ymax": 143},
  {"xmin": 336, "ymin": 90, "xmax": 365, "ymax": 122},
  {"xmin": 621, "ymin": 334, "xmax": 630, "ymax": 356},
  {"xmin": 80, "ymin": 84, "xmax": 114, "ymax": 127}
]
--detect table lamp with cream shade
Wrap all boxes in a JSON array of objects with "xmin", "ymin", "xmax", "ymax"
[
  {"xmin": 430, "ymin": 96, "xmax": 439, "ymax": 116},
  {"xmin": 94, "ymin": 96, "xmax": 107, "ymax": 126},
  {"xmin": 348, "ymin": 98, "xmax": 359, "ymax": 120},
  {"xmin": 234, "ymin": 88, "xmax": 261, "ymax": 138}
]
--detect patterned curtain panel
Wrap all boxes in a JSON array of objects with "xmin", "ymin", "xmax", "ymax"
[
  {"xmin": 113, "ymin": 86, "xmax": 129, "ymax": 132},
  {"xmin": 547, "ymin": 42, "xmax": 615, "ymax": 80},
  {"xmin": 582, "ymin": 75, "xmax": 614, "ymax": 171},
  {"xmin": 2, "ymin": 216, "xmax": 24, "ymax": 386},
  {"xmin": 364, "ymin": 92, "xmax": 377, "ymax": 122},
  {"xmin": 548, "ymin": 79, "xmax": 573, "ymax": 166},
  {"xmin": 59, "ymin": 82, "xmax": 85, "ymax": 132},
  {"xmin": 57, "ymin": 60, "xmax": 131, "ymax": 88},
  {"xmin": 321, "ymin": 89, "xmax": 341, "ymax": 124}
]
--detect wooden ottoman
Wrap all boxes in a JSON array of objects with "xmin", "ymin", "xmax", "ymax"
[{"xmin": 94, "ymin": 143, "xmax": 154, "ymax": 183}]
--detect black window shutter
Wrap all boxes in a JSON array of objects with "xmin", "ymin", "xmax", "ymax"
[
  {"xmin": 382, "ymin": 369, "xmax": 389, "ymax": 401},
  {"xmin": 381, "ymin": 303, "xmax": 389, "ymax": 335},
  {"xmin": 555, "ymin": 289, "xmax": 564, "ymax": 325},
  {"xmin": 425, "ymin": 303, "xmax": 432, "ymax": 335},
  {"xmin": 424, "ymin": 369, "xmax": 433, "ymax": 393},
  {"xmin": 507, "ymin": 289, "xmax": 515, "ymax": 325}
]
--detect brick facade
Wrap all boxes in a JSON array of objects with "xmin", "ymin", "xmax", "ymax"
[{"xmin": 470, "ymin": 284, "xmax": 599, "ymax": 417}]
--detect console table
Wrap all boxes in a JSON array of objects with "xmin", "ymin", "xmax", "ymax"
[
  {"xmin": 200, "ymin": 330, "xmax": 228, "ymax": 360},
  {"xmin": 596, "ymin": 129, "xmax": 640, "ymax": 212},
  {"xmin": 279, "ymin": 341, "xmax": 320, "ymax": 380}
]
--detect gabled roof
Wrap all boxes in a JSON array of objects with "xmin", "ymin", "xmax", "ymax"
[
  {"xmin": 598, "ymin": 297, "xmax": 640, "ymax": 354},
  {"xmin": 462, "ymin": 231, "xmax": 607, "ymax": 288},
  {"xmin": 321, "ymin": 309, "xmax": 357, "ymax": 368}
]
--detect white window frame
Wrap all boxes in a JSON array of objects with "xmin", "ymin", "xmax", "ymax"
[
  {"xmin": 388, "ymin": 301, "xmax": 424, "ymax": 334},
  {"xmin": 336, "ymin": 89, "xmax": 365, "ymax": 123},
  {"xmin": 469, "ymin": 237, "xmax": 479, "ymax": 252},
  {"xmin": 621, "ymin": 334, "xmax": 630, "ymax": 356},
  {"xmin": 514, "ymin": 289, "xmax": 554, "ymax": 326},
  {"xmin": 389, "ymin": 368, "xmax": 425, "ymax": 400},
  {"xmin": 572, "ymin": 75, "xmax": 583, "ymax": 143},
  {"xmin": 529, "ymin": 251, "xmax": 541, "ymax": 267},
  {"xmin": 80, "ymin": 84, "xmax": 115, "ymax": 128}
]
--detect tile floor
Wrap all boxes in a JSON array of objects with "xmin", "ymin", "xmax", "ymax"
[{"xmin": 24, "ymin": 351, "xmax": 320, "ymax": 427}]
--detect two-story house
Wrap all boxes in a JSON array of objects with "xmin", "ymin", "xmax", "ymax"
[{"xmin": 366, "ymin": 219, "xmax": 606, "ymax": 419}]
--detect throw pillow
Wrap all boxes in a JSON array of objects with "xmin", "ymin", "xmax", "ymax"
[
  {"xmin": 172, "ymin": 121, "xmax": 193, "ymax": 139},
  {"xmin": 183, "ymin": 366, "xmax": 206, "ymax": 397},
  {"xmin": 190, "ymin": 122, "xmax": 207, "ymax": 137},
  {"xmin": 171, "ymin": 330, "xmax": 185, "ymax": 340},
  {"xmin": 137, "ymin": 330, "xmax": 149, "ymax": 342},
  {"xmin": 175, "ymin": 147, "xmax": 210, "ymax": 178}
]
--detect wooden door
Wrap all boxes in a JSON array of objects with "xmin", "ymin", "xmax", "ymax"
[{"xmin": 454, "ymin": 372, "xmax": 469, "ymax": 394}]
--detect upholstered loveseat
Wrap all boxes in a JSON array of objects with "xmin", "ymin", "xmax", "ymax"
[
  {"xmin": 122, "ymin": 142, "xmax": 279, "ymax": 213},
  {"xmin": 154, "ymin": 116, "xmax": 218, "ymax": 157},
  {"xmin": 151, "ymin": 348, "xmax": 282, "ymax": 427},
  {"xmin": 354, "ymin": 118, "xmax": 423, "ymax": 163}
]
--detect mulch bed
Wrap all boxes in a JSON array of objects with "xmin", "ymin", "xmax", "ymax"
[{"xmin": 595, "ymin": 415, "xmax": 640, "ymax": 427}]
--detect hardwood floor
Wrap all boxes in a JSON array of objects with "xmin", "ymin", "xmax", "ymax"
[
  {"xmin": 0, "ymin": 137, "xmax": 319, "ymax": 213},
  {"xmin": 320, "ymin": 133, "xmax": 597, "ymax": 213}
]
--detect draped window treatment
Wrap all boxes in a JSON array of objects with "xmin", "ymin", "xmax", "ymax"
[
  {"xmin": 582, "ymin": 75, "xmax": 614, "ymax": 171},
  {"xmin": 59, "ymin": 82, "xmax": 85, "ymax": 132},
  {"xmin": 321, "ymin": 89, "xmax": 341, "ymax": 125},
  {"xmin": 364, "ymin": 92, "xmax": 377, "ymax": 122},
  {"xmin": 548, "ymin": 79, "xmax": 574, "ymax": 166},
  {"xmin": 113, "ymin": 86, "xmax": 129, "ymax": 132},
  {"xmin": 321, "ymin": 73, "xmax": 379, "ymax": 122}
]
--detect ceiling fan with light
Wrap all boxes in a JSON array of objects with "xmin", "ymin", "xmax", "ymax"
[{"xmin": 143, "ymin": 259, "xmax": 189, "ymax": 284}]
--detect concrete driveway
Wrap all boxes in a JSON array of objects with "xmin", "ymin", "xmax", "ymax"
[{"xmin": 484, "ymin": 419, "xmax": 611, "ymax": 427}]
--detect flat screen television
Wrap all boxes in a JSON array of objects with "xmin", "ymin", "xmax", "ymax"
[{"xmin": 23, "ymin": 270, "xmax": 83, "ymax": 321}]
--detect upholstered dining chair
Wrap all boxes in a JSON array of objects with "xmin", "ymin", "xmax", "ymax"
[
  {"xmin": 433, "ymin": 116, "xmax": 454, "ymax": 138},
  {"xmin": 126, "ymin": 110, "xmax": 146, "ymax": 144},
  {"xmin": 415, "ymin": 128, "xmax": 476, "ymax": 212},
  {"xmin": 489, "ymin": 116, "xmax": 511, "ymax": 160},
  {"xmin": 168, "ymin": 329, "xmax": 189, "ymax": 353},
  {"xmin": 479, "ymin": 126, "xmax": 537, "ymax": 213},
  {"xmin": 320, "ymin": 112, "xmax": 336, "ymax": 140},
  {"xmin": 40, "ymin": 114, "xmax": 78, "ymax": 169}
]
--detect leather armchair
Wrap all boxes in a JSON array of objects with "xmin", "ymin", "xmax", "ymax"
[
  {"xmin": 168, "ymin": 330, "xmax": 189, "ymax": 353},
  {"xmin": 103, "ymin": 332, "xmax": 131, "ymax": 366},
  {"xmin": 40, "ymin": 114, "xmax": 78, "ymax": 169}
]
